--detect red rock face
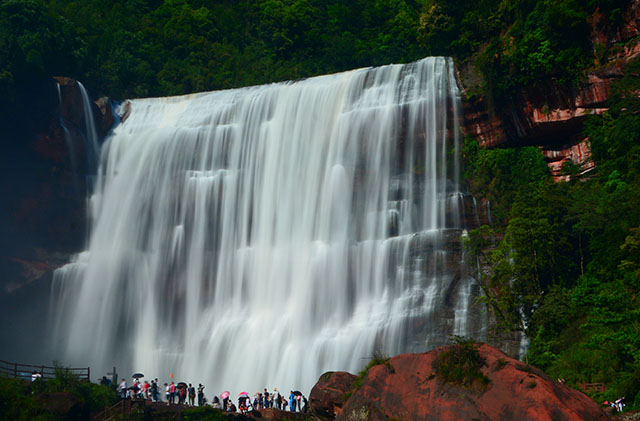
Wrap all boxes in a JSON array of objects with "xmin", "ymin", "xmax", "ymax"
[
  {"xmin": 461, "ymin": 65, "xmax": 621, "ymax": 149},
  {"xmin": 463, "ymin": 96, "xmax": 508, "ymax": 148},
  {"xmin": 309, "ymin": 372, "xmax": 357, "ymax": 419},
  {"xmin": 543, "ymin": 139, "xmax": 595, "ymax": 182},
  {"xmin": 591, "ymin": 0, "xmax": 640, "ymax": 47},
  {"xmin": 313, "ymin": 344, "xmax": 608, "ymax": 421},
  {"xmin": 461, "ymin": 0, "xmax": 640, "ymax": 182}
]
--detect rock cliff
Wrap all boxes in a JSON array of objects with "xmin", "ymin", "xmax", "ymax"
[
  {"xmin": 0, "ymin": 77, "xmax": 114, "ymax": 363},
  {"xmin": 310, "ymin": 343, "xmax": 608, "ymax": 421},
  {"xmin": 461, "ymin": 0, "xmax": 640, "ymax": 181}
]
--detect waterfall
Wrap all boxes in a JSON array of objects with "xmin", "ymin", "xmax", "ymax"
[
  {"xmin": 78, "ymin": 82, "xmax": 100, "ymax": 173},
  {"xmin": 55, "ymin": 82, "xmax": 77, "ymax": 176},
  {"xmin": 52, "ymin": 57, "xmax": 485, "ymax": 394}
]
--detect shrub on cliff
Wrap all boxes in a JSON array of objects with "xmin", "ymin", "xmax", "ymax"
[
  {"xmin": 434, "ymin": 337, "xmax": 490, "ymax": 389},
  {"xmin": 345, "ymin": 350, "xmax": 394, "ymax": 398}
]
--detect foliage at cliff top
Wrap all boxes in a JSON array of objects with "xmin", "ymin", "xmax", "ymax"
[
  {"xmin": 464, "ymin": 57, "xmax": 640, "ymax": 409},
  {"xmin": 0, "ymin": 0, "xmax": 633, "ymax": 106}
]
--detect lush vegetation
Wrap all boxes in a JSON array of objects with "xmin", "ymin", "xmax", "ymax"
[
  {"xmin": 465, "ymin": 57, "xmax": 640, "ymax": 407},
  {"xmin": 0, "ymin": 365, "xmax": 118, "ymax": 420},
  {"xmin": 435, "ymin": 337, "xmax": 490, "ymax": 389},
  {"xmin": 0, "ymin": 0, "xmax": 426, "ymax": 103},
  {"xmin": 0, "ymin": 0, "xmax": 632, "ymax": 104}
]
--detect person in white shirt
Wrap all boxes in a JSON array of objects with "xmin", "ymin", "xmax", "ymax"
[{"xmin": 119, "ymin": 378, "xmax": 127, "ymax": 399}]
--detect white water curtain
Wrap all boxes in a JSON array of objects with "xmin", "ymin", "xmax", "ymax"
[{"xmin": 52, "ymin": 57, "xmax": 484, "ymax": 395}]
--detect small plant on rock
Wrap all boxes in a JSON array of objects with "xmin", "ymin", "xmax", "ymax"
[
  {"xmin": 434, "ymin": 336, "xmax": 490, "ymax": 389},
  {"xmin": 346, "ymin": 350, "xmax": 394, "ymax": 398}
]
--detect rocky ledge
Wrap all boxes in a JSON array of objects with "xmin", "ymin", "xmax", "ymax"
[
  {"xmin": 461, "ymin": 0, "xmax": 640, "ymax": 182},
  {"xmin": 310, "ymin": 343, "xmax": 608, "ymax": 421}
]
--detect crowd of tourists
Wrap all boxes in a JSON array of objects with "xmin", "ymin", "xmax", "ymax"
[{"xmin": 114, "ymin": 375, "xmax": 309, "ymax": 413}]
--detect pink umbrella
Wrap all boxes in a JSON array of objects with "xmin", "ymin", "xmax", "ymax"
[{"xmin": 220, "ymin": 391, "xmax": 230, "ymax": 399}]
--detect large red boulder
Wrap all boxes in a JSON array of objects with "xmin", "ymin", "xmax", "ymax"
[
  {"xmin": 310, "ymin": 371, "xmax": 358, "ymax": 419},
  {"xmin": 313, "ymin": 344, "xmax": 608, "ymax": 421}
]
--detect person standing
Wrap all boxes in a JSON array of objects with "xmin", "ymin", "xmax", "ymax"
[
  {"xmin": 119, "ymin": 378, "xmax": 127, "ymax": 399},
  {"xmin": 179, "ymin": 385, "xmax": 187, "ymax": 404},
  {"xmin": 238, "ymin": 395, "xmax": 248, "ymax": 413},
  {"xmin": 169, "ymin": 381, "xmax": 176, "ymax": 404},
  {"xmin": 131, "ymin": 380, "xmax": 140, "ymax": 400},
  {"xmin": 165, "ymin": 383, "xmax": 170, "ymax": 404},
  {"xmin": 142, "ymin": 380, "xmax": 150, "ymax": 399},
  {"xmin": 289, "ymin": 391, "xmax": 296, "ymax": 412},
  {"xmin": 197, "ymin": 384, "xmax": 205, "ymax": 406},
  {"xmin": 274, "ymin": 388, "xmax": 281, "ymax": 410},
  {"xmin": 151, "ymin": 379, "xmax": 159, "ymax": 401},
  {"xmin": 188, "ymin": 383, "xmax": 196, "ymax": 406},
  {"xmin": 263, "ymin": 388, "xmax": 270, "ymax": 408}
]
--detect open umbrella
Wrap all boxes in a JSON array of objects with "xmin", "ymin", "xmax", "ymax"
[
  {"xmin": 220, "ymin": 391, "xmax": 230, "ymax": 399},
  {"xmin": 132, "ymin": 372, "xmax": 144, "ymax": 379},
  {"xmin": 293, "ymin": 390, "xmax": 302, "ymax": 396},
  {"xmin": 177, "ymin": 382, "xmax": 188, "ymax": 388},
  {"xmin": 238, "ymin": 392, "xmax": 249, "ymax": 397}
]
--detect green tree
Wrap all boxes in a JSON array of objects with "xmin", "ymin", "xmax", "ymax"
[{"xmin": 0, "ymin": 0, "xmax": 84, "ymax": 109}]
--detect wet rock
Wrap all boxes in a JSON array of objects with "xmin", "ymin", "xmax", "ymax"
[{"xmin": 94, "ymin": 96, "xmax": 114, "ymax": 137}]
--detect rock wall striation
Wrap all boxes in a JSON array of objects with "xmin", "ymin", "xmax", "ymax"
[{"xmin": 461, "ymin": 0, "xmax": 640, "ymax": 181}]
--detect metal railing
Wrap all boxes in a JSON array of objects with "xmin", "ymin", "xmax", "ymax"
[
  {"xmin": 0, "ymin": 360, "xmax": 90, "ymax": 381},
  {"xmin": 578, "ymin": 382, "xmax": 606, "ymax": 393}
]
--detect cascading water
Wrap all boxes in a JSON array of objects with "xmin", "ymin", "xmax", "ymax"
[
  {"xmin": 77, "ymin": 82, "xmax": 101, "ymax": 172},
  {"xmin": 52, "ymin": 57, "xmax": 485, "ymax": 394},
  {"xmin": 55, "ymin": 83, "xmax": 77, "ymax": 176}
]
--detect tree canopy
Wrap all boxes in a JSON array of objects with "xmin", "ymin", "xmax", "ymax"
[{"xmin": 1, "ymin": 0, "xmax": 631, "ymax": 101}]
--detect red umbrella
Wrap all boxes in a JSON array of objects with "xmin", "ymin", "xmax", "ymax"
[
  {"xmin": 220, "ymin": 391, "xmax": 230, "ymax": 399},
  {"xmin": 239, "ymin": 392, "xmax": 249, "ymax": 397}
]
